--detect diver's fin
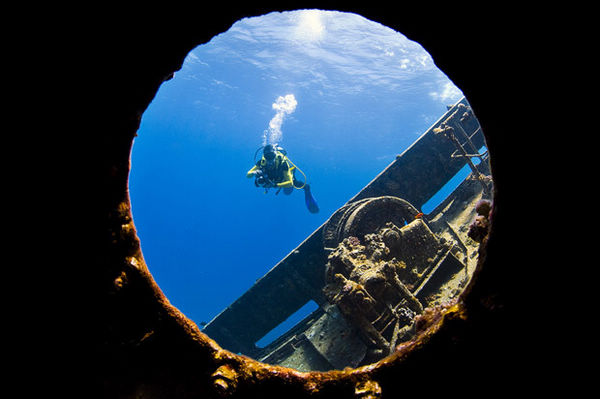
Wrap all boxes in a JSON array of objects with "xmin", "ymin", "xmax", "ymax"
[{"xmin": 303, "ymin": 184, "xmax": 319, "ymax": 214}]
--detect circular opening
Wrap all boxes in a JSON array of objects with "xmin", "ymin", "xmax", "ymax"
[{"xmin": 130, "ymin": 9, "xmax": 491, "ymax": 372}]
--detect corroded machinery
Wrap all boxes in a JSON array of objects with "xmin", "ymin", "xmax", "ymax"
[{"xmin": 202, "ymin": 97, "xmax": 491, "ymax": 371}]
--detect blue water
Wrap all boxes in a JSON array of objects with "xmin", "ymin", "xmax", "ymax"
[{"xmin": 129, "ymin": 10, "xmax": 464, "ymax": 337}]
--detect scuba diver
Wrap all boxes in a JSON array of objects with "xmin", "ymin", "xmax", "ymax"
[{"xmin": 247, "ymin": 144, "xmax": 319, "ymax": 214}]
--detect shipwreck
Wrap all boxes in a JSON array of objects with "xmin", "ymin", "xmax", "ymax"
[{"xmin": 203, "ymin": 97, "xmax": 491, "ymax": 371}]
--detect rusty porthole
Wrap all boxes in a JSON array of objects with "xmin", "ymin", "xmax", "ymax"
[{"xmin": 106, "ymin": 9, "xmax": 496, "ymax": 398}]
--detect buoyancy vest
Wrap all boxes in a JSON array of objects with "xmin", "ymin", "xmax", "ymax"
[{"xmin": 259, "ymin": 151, "xmax": 292, "ymax": 182}]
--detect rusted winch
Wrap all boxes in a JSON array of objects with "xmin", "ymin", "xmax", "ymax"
[
  {"xmin": 323, "ymin": 196, "xmax": 420, "ymax": 250},
  {"xmin": 322, "ymin": 196, "xmax": 465, "ymax": 361}
]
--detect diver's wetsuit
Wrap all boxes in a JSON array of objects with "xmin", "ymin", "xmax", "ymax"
[
  {"xmin": 247, "ymin": 146, "xmax": 319, "ymax": 213},
  {"xmin": 246, "ymin": 150, "xmax": 303, "ymax": 194}
]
